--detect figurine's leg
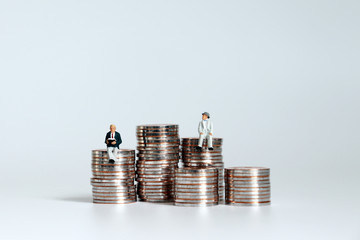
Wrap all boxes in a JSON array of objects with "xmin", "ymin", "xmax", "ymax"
[
  {"xmin": 107, "ymin": 147, "xmax": 115, "ymax": 160},
  {"xmin": 207, "ymin": 134, "xmax": 213, "ymax": 148},
  {"xmin": 198, "ymin": 134, "xmax": 205, "ymax": 147},
  {"xmin": 196, "ymin": 134, "xmax": 205, "ymax": 150},
  {"xmin": 113, "ymin": 147, "xmax": 119, "ymax": 160}
]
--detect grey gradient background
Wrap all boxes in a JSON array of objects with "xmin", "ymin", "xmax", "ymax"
[{"xmin": 0, "ymin": 0, "xmax": 359, "ymax": 239}]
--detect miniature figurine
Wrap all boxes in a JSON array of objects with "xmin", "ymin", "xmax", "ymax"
[
  {"xmin": 105, "ymin": 124, "xmax": 122, "ymax": 164},
  {"xmin": 195, "ymin": 112, "xmax": 214, "ymax": 151}
]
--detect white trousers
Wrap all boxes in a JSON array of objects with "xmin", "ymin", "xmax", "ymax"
[
  {"xmin": 107, "ymin": 147, "xmax": 119, "ymax": 160},
  {"xmin": 198, "ymin": 133, "xmax": 213, "ymax": 148}
]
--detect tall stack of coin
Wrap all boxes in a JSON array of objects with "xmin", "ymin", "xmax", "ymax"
[
  {"xmin": 225, "ymin": 167, "xmax": 271, "ymax": 206},
  {"xmin": 136, "ymin": 124, "xmax": 180, "ymax": 202},
  {"xmin": 174, "ymin": 167, "xmax": 219, "ymax": 206},
  {"xmin": 90, "ymin": 149, "xmax": 137, "ymax": 204},
  {"xmin": 181, "ymin": 138, "xmax": 224, "ymax": 203}
]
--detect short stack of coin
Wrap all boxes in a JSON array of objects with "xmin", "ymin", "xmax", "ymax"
[
  {"xmin": 91, "ymin": 149, "xmax": 137, "ymax": 204},
  {"xmin": 225, "ymin": 167, "xmax": 271, "ymax": 206},
  {"xmin": 136, "ymin": 124, "xmax": 180, "ymax": 202},
  {"xmin": 174, "ymin": 167, "xmax": 219, "ymax": 207},
  {"xmin": 181, "ymin": 138, "xmax": 224, "ymax": 203}
]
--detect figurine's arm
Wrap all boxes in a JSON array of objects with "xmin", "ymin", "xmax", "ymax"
[
  {"xmin": 209, "ymin": 121, "xmax": 214, "ymax": 135},
  {"xmin": 117, "ymin": 132, "xmax": 122, "ymax": 145},
  {"xmin": 198, "ymin": 121, "xmax": 203, "ymax": 134},
  {"xmin": 105, "ymin": 133, "xmax": 109, "ymax": 144}
]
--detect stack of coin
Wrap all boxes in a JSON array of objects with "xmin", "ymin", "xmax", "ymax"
[
  {"xmin": 136, "ymin": 124, "xmax": 180, "ymax": 202},
  {"xmin": 174, "ymin": 167, "xmax": 219, "ymax": 206},
  {"xmin": 225, "ymin": 167, "xmax": 271, "ymax": 206},
  {"xmin": 90, "ymin": 149, "xmax": 137, "ymax": 204},
  {"xmin": 181, "ymin": 138, "xmax": 225, "ymax": 203}
]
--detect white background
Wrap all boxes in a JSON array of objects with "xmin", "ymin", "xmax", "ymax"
[{"xmin": 0, "ymin": 0, "xmax": 359, "ymax": 239}]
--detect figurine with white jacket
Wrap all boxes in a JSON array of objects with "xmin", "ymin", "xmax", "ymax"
[{"xmin": 196, "ymin": 112, "xmax": 214, "ymax": 151}]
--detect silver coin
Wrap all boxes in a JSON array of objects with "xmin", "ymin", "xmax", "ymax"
[
  {"xmin": 226, "ymin": 192, "xmax": 271, "ymax": 197},
  {"xmin": 137, "ymin": 140, "xmax": 180, "ymax": 145},
  {"xmin": 181, "ymin": 146, "xmax": 222, "ymax": 151},
  {"xmin": 137, "ymin": 144, "xmax": 180, "ymax": 148},
  {"xmin": 225, "ymin": 184, "xmax": 271, "ymax": 189},
  {"xmin": 93, "ymin": 193, "xmax": 136, "ymax": 198},
  {"xmin": 174, "ymin": 202, "xmax": 218, "ymax": 207},
  {"xmin": 137, "ymin": 124, "xmax": 178, "ymax": 127},
  {"xmin": 136, "ymin": 127, "xmax": 178, "ymax": 131},
  {"xmin": 137, "ymin": 157, "xmax": 180, "ymax": 162},
  {"xmin": 225, "ymin": 168, "xmax": 269, "ymax": 172},
  {"xmin": 175, "ymin": 189, "xmax": 217, "ymax": 193},
  {"xmin": 137, "ymin": 188, "xmax": 173, "ymax": 192},
  {"xmin": 93, "ymin": 194, "xmax": 137, "ymax": 199},
  {"xmin": 136, "ymin": 169, "xmax": 175, "ymax": 173},
  {"xmin": 138, "ymin": 150, "xmax": 179, "ymax": 154},
  {"xmin": 92, "ymin": 149, "xmax": 135, "ymax": 155},
  {"xmin": 93, "ymin": 200, "xmax": 136, "ymax": 204},
  {"xmin": 136, "ymin": 132, "xmax": 179, "ymax": 136},
  {"xmin": 181, "ymin": 137, "xmax": 223, "ymax": 142},
  {"xmin": 136, "ymin": 168, "xmax": 177, "ymax": 173},
  {"xmin": 93, "ymin": 197, "xmax": 136, "ymax": 201},
  {"xmin": 92, "ymin": 162, "xmax": 135, "ymax": 167},
  {"xmin": 137, "ymin": 181, "xmax": 174, "ymax": 185},
  {"xmin": 225, "ymin": 198, "xmax": 271, "ymax": 203},
  {"xmin": 175, "ymin": 198, "xmax": 218, "ymax": 203},
  {"xmin": 138, "ymin": 153, "xmax": 179, "ymax": 157},
  {"xmin": 137, "ymin": 136, "xmax": 180, "ymax": 140},
  {"xmin": 176, "ymin": 167, "xmax": 218, "ymax": 173},
  {"xmin": 226, "ymin": 201, "xmax": 270, "ymax": 206}
]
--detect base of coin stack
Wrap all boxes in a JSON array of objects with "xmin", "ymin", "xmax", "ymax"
[
  {"xmin": 174, "ymin": 167, "xmax": 219, "ymax": 207},
  {"xmin": 181, "ymin": 138, "xmax": 224, "ymax": 203},
  {"xmin": 136, "ymin": 124, "xmax": 180, "ymax": 202},
  {"xmin": 225, "ymin": 167, "xmax": 271, "ymax": 206},
  {"xmin": 91, "ymin": 149, "xmax": 137, "ymax": 204}
]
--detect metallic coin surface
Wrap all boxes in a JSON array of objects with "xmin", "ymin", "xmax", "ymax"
[
  {"xmin": 180, "ymin": 138, "xmax": 225, "ymax": 204},
  {"xmin": 90, "ymin": 149, "xmax": 136, "ymax": 204},
  {"xmin": 225, "ymin": 166, "xmax": 271, "ymax": 206},
  {"xmin": 136, "ymin": 124, "xmax": 180, "ymax": 202},
  {"xmin": 174, "ymin": 167, "xmax": 219, "ymax": 207}
]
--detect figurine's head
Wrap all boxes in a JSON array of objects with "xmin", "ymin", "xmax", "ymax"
[
  {"xmin": 202, "ymin": 112, "xmax": 210, "ymax": 120},
  {"xmin": 110, "ymin": 124, "xmax": 116, "ymax": 132}
]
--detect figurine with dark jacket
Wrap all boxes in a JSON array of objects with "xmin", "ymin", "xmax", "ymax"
[{"xmin": 104, "ymin": 124, "xmax": 122, "ymax": 163}]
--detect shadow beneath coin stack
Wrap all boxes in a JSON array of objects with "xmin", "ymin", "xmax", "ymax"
[{"xmin": 59, "ymin": 196, "xmax": 93, "ymax": 203}]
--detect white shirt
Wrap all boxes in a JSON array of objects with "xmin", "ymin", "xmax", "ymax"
[{"xmin": 109, "ymin": 132, "xmax": 116, "ymax": 139}]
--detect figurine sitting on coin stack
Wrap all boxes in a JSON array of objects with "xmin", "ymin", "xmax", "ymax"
[
  {"xmin": 196, "ymin": 112, "xmax": 214, "ymax": 151},
  {"xmin": 104, "ymin": 124, "xmax": 122, "ymax": 164}
]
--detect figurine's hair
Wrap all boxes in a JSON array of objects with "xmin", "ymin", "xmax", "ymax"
[{"xmin": 110, "ymin": 124, "xmax": 116, "ymax": 128}]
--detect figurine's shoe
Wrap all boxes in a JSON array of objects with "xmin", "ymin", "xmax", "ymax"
[
  {"xmin": 195, "ymin": 146, "xmax": 202, "ymax": 151},
  {"xmin": 208, "ymin": 147, "xmax": 214, "ymax": 150},
  {"xmin": 109, "ymin": 159, "xmax": 115, "ymax": 164}
]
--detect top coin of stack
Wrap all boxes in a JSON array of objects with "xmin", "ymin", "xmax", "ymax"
[
  {"xmin": 181, "ymin": 138, "xmax": 224, "ymax": 203},
  {"xmin": 136, "ymin": 124, "xmax": 180, "ymax": 202},
  {"xmin": 91, "ymin": 149, "xmax": 137, "ymax": 204},
  {"xmin": 225, "ymin": 167, "xmax": 271, "ymax": 206}
]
